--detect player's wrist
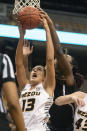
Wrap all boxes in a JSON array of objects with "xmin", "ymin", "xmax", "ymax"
[
  {"xmin": 48, "ymin": 19, "xmax": 53, "ymax": 26},
  {"xmin": 70, "ymin": 95, "xmax": 77, "ymax": 104},
  {"xmin": 20, "ymin": 34, "xmax": 24, "ymax": 38},
  {"xmin": 45, "ymin": 28, "xmax": 50, "ymax": 32}
]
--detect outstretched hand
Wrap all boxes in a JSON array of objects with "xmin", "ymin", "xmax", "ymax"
[
  {"xmin": 38, "ymin": 8, "xmax": 52, "ymax": 25},
  {"xmin": 23, "ymin": 40, "xmax": 33, "ymax": 56},
  {"xmin": 40, "ymin": 15, "xmax": 49, "ymax": 31}
]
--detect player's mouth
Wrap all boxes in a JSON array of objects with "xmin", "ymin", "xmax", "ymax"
[{"xmin": 32, "ymin": 73, "xmax": 37, "ymax": 78}]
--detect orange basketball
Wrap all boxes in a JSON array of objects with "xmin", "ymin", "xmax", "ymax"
[{"xmin": 18, "ymin": 6, "xmax": 40, "ymax": 29}]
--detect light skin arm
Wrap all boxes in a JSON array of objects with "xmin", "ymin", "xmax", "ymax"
[
  {"xmin": 55, "ymin": 91, "xmax": 85, "ymax": 107},
  {"xmin": 41, "ymin": 17, "xmax": 55, "ymax": 97},
  {"xmin": 15, "ymin": 24, "xmax": 29, "ymax": 91},
  {"xmin": 23, "ymin": 40, "xmax": 33, "ymax": 79},
  {"xmin": 2, "ymin": 82, "xmax": 25, "ymax": 131},
  {"xmin": 39, "ymin": 9, "xmax": 74, "ymax": 86}
]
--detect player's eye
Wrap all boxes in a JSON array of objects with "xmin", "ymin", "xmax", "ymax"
[{"xmin": 38, "ymin": 67, "xmax": 42, "ymax": 71}]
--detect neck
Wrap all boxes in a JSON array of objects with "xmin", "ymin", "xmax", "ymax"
[
  {"xmin": 30, "ymin": 81, "xmax": 41, "ymax": 87},
  {"xmin": 30, "ymin": 82, "xmax": 41, "ymax": 90}
]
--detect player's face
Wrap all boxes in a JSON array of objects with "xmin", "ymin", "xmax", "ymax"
[{"xmin": 30, "ymin": 66, "xmax": 45, "ymax": 85}]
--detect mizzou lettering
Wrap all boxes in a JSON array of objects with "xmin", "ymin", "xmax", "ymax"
[{"xmin": 21, "ymin": 91, "xmax": 40, "ymax": 98}]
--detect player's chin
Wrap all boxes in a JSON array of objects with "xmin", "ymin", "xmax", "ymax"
[{"xmin": 31, "ymin": 78, "xmax": 39, "ymax": 83}]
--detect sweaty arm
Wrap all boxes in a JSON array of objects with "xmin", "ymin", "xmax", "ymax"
[
  {"xmin": 2, "ymin": 54, "xmax": 25, "ymax": 131},
  {"xmin": 42, "ymin": 18, "xmax": 55, "ymax": 97},
  {"xmin": 15, "ymin": 24, "xmax": 28, "ymax": 91}
]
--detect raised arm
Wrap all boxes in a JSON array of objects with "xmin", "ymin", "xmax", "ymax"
[
  {"xmin": 41, "ymin": 17, "xmax": 55, "ymax": 97},
  {"xmin": 23, "ymin": 40, "xmax": 33, "ymax": 79},
  {"xmin": 15, "ymin": 24, "xmax": 29, "ymax": 91},
  {"xmin": 40, "ymin": 9, "xmax": 74, "ymax": 86}
]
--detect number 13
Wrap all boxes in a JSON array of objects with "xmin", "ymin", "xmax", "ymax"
[{"xmin": 22, "ymin": 98, "xmax": 35, "ymax": 112}]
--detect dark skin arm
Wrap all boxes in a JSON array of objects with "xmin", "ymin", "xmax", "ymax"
[{"xmin": 39, "ymin": 9, "xmax": 74, "ymax": 86}]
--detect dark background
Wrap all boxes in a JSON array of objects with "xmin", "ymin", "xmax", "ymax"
[{"xmin": 1, "ymin": 0, "xmax": 87, "ymax": 14}]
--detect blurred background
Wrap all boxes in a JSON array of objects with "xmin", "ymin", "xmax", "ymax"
[{"xmin": 0, "ymin": 0, "xmax": 87, "ymax": 91}]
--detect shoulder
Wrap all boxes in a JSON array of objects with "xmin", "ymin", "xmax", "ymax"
[{"xmin": 1, "ymin": 54, "xmax": 15, "ymax": 83}]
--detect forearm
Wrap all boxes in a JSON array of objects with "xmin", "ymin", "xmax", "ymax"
[
  {"xmin": 48, "ymin": 23, "xmax": 68, "ymax": 66},
  {"xmin": 49, "ymin": 22, "xmax": 70, "ymax": 67},
  {"xmin": 23, "ymin": 55, "xmax": 29, "ymax": 79},
  {"xmin": 45, "ymin": 27, "xmax": 55, "ymax": 92},
  {"xmin": 49, "ymin": 22, "xmax": 74, "ymax": 85},
  {"xmin": 3, "ymin": 82, "xmax": 25, "ymax": 131},
  {"xmin": 23, "ymin": 55, "xmax": 28, "ymax": 68},
  {"xmin": 48, "ymin": 22, "xmax": 61, "ymax": 54},
  {"xmin": 55, "ymin": 94, "xmax": 74, "ymax": 106},
  {"xmin": 16, "ymin": 37, "xmax": 24, "ymax": 65},
  {"xmin": 9, "ymin": 104, "xmax": 25, "ymax": 131},
  {"xmin": 46, "ymin": 29, "xmax": 54, "ymax": 61}
]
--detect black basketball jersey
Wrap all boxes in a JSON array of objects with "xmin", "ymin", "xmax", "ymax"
[{"xmin": 49, "ymin": 80, "xmax": 75, "ymax": 131}]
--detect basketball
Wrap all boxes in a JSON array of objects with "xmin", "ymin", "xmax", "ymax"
[{"xmin": 18, "ymin": 6, "xmax": 40, "ymax": 29}]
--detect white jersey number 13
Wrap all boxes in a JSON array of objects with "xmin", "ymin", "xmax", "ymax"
[{"xmin": 22, "ymin": 98, "xmax": 35, "ymax": 112}]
